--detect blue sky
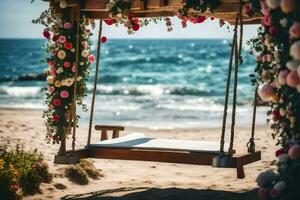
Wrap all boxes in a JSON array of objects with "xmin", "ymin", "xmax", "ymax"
[{"xmin": 0, "ymin": 0, "xmax": 259, "ymax": 40}]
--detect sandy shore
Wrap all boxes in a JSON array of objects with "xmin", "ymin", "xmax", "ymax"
[{"xmin": 0, "ymin": 107, "xmax": 277, "ymax": 200}]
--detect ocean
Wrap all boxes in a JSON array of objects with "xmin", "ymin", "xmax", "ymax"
[{"xmin": 0, "ymin": 39, "xmax": 267, "ymax": 129}]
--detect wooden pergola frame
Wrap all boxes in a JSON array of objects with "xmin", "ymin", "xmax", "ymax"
[
  {"xmin": 49, "ymin": 0, "xmax": 262, "ymax": 179},
  {"xmin": 48, "ymin": 0, "xmax": 262, "ymax": 24}
]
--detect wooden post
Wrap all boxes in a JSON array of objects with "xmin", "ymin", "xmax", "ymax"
[{"xmin": 101, "ymin": 130, "xmax": 108, "ymax": 141}]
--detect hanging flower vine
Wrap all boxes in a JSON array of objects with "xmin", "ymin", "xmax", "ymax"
[
  {"xmin": 247, "ymin": 0, "xmax": 300, "ymax": 199},
  {"xmin": 33, "ymin": 9, "xmax": 95, "ymax": 145}
]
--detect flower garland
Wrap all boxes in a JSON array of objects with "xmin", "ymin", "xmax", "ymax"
[
  {"xmin": 34, "ymin": 9, "xmax": 95, "ymax": 144},
  {"xmin": 248, "ymin": 0, "xmax": 300, "ymax": 199},
  {"xmin": 104, "ymin": 0, "xmax": 222, "ymax": 34}
]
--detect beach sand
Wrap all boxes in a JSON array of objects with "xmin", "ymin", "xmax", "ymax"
[{"xmin": 0, "ymin": 108, "xmax": 277, "ymax": 200}]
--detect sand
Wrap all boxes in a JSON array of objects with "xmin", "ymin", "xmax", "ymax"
[{"xmin": 0, "ymin": 107, "xmax": 278, "ymax": 200}]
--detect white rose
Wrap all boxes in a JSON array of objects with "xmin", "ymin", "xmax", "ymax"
[
  {"xmin": 59, "ymin": 0, "xmax": 67, "ymax": 9},
  {"xmin": 81, "ymin": 50, "xmax": 89, "ymax": 57},
  {"xmin": 56, "ymin": 67, "xmax": 64, "ymax": 74},
  {"xmin": 290, "ymin": 41, "xmax": 300, "ymax": 60},
  {"xmin": 47, "ymin": 76, "xmax": 54, "ymax": 84},
  {"xmin": 266, "ymin": 0, "xmax": 280, "ymax": 9},
  {"xmin": 62, "ymin": 78, "xmax": 74, "ymax": 87}
]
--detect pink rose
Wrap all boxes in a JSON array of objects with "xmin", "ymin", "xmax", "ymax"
[
  {"xmin": 64, "ymin": 22, "xmax": 72, "ymax": 29},
  {"xmin": 263, "ymin": 15, "xmax": 272, "ymax": 27},
  {"xmin": 88, "ymin": 54, "xmax": 95, "ymax": 63},
  {"xmin": 81, "ymin": 41, "xmax": 89, "ymax": 49},
  {"xmin": 60, "ymin": 90, "xmax": 69, "ymax": 98},
  {"xmin": 288, "ymin": 144, "xmax": 300, "ymax": 159},
  {"xmin": 58, "ymin": 35, "xmax": 66, "ymax": 43},
  {"xmin": 260, "ymin": 1, "xmax": 270, "ymax": 15},
  {"xmin": 289, "ymin": 22, "xmax": 300, "ymax": 39},
  {"xmin": 72, "ymin": 65, "xmax": 76, "ymax": 73},
  {"xmin": 48, "ymin": 60, "xmax": 55, "ymax": 68},
  {"xmin": 49, "ymin": 69, "xmax": 56, "ymax": 76},
  {"xmin": 286, "ymin": 71, "xmax": 299, "ymax": 87},
  {"xmin": 47, "ymin": 86, "xmax": 55, "ymax": 93}
]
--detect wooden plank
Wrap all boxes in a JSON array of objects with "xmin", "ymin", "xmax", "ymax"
[
  {"xmin": 88, "ymin": 147, "xmax": 218, "ymax": 165},
  {"xmin": 95, "ymin": 125, "xmax": 125, "ymax": 131}
]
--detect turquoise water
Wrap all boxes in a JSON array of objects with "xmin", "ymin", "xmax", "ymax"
[{"xmin": 0, "ymin": 39, "xmax": 266, "ymax": 128}]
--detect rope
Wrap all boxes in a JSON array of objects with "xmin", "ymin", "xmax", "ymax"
[
  {"xmin": 219, "ymin": 15, "xmax": 239, "ymax": 155},
  {"xmin": 247, "ymin": 87, "xmax": 258, "ymax": 153},
  {"xmin": 72, "ymin": 6, "xmax": 81, "ymax": 153},
  {"xmin": 228, "ymin": 28, "xmax": 239, "ymax": 155},
  {"xmin": 228, "ymin": 1, "xmax": 244, "ymax": 155},
  {"xmin": 87, "ymin": 20, "xmax": 103, "ymax": 147}
]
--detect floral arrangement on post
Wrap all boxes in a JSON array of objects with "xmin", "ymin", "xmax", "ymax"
[
  {"xmin": 248, "ymin": 0, "xmax": 300, "ymax": 199},
  {"xmin": 33, "ymin": 8, "xmax": 95, "ymax": 152}
]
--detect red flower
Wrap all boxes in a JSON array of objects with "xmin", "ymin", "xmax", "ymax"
[
  {"xmin": 53, "ymin": 98, "xmax": 61, "ymax": 107},
  {"xmin": 101, "ymin": 36, "xmax": 107, "ymax": 43},
  {"xmin": 53, "ymin": 114, "xmax": 60, "ymax": 122},
  {"xmin": 269, "ymin": 26, "xmax": 278, "ymax": 36},
  {"xmin": 272, "ymin": 110, "xmax": 280, "ymax": 121},
  {"xmin": 132, "ymin": 24, "xmax": 140, "ymax": 31},
  {"xmin": 64, "ymin": 42, "xmax": 73, "ymax": 50},
  {"xmin": 275, "ymin": 148, "xmax": 285, "ymax": 157},
  {"xmin": 181, "ymin": 20, "xmax": 187, "ymax": 28},
  {"xmin": 52, "ymin": 35, "xmax": 58, "ymax": 42},
  {"xmin": 63, "ymin": 61, "xmax": 71, "ymax": 68},
  {"xmin": 133, "ymin": 18, "xmax": 139, "ymax": 24},
  {"xmin": 43, "ymin": 30, "xmax": 50, "ymax": 39},
  {"xmin": 88, "ymin": 54, "xmax": 95, "ymax": 63},
  {"xmin": 196, "ymin": 16, "xmax": 206, "ymax": 24},
  {"xmin": 104, "ymin": 19, "xmax": 114, "ymax": 25},
  {"xmin": 128, "ymin": 14, "xmax": 133, "ymax": 20}
]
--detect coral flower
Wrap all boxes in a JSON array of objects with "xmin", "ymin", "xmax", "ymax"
[
  {"xmin": 49, "ymin": 69, "xmax": 56, "ymax": 76},
  {"xmin": 58, "ymin": 35, "xmax": 66, "ymax": 43},
  {"xmin": 63, "ymin": 22, "xmax": 72, "ymax": 29},
  {"xmin": 88, "ymin": 54, "xmax": 95, "ymax": 63},
  {"xmin": 53, "ymin": 98, "xmax": 61, "ymax": 107},
  {"xmin": 57, "ymin": 50, "xmax": 66, "ymax": 60},
  {"xmin": 64, "ymin": 42, "xmax": 73, "ymax": 50},
  {"xmin": 286, "ymin": 71, "xmax": 299, "ymax": 87},
  {"xmin": 60, "ymin": 90, "xmax": 69, "ymax": 98},
  {"xmin": 289, "ymin": 22, "xmax": 300, "ymax": 39},
  {"xmin": 63, "ymin": 61, "xmax": 71, "ymax": 68},
  {"xmin": 53, "ymin": 114, "xmax": 60, "ymax": 122}
]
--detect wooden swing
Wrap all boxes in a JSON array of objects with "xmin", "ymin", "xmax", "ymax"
[{"xmin": 52, "ymin": 0, "xmax": 262, "ymax": 179}]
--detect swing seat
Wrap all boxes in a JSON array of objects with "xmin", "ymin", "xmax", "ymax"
[
  {"xmin": 65, "ymin": 126, "xmax": 261, "ymax": 179},
  {"xmin": 89, "ymin": 133, "xmax": 229, "ymax": 154}
]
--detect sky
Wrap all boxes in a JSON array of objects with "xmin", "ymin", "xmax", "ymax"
[{"xmin": 0, "ymin": 0, "xmax": 259, "ymax": 41}]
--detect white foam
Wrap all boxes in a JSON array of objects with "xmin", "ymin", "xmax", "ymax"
[{"xmin": 0, "ymin": 86, "xmax": 41, "ymax": 97}]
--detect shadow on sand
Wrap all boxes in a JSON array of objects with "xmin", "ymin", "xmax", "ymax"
[{"xmin": 62, "ymin": 187, "xmax": 258, "ymax": 200}]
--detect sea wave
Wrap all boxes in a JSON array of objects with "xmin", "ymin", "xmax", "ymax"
[{"xmin": 0, "ymin": 86, "xmax": 41, "ymax": 97}]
